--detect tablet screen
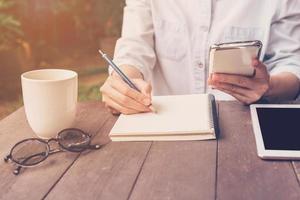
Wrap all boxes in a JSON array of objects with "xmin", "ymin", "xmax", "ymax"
[{"xmin": 257, "ymin": 108, "xmax": 300, "ymax": 150}]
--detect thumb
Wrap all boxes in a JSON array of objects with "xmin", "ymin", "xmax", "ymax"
[
  {"xmin": 252, "ymin": 58, "xmax": 268, "ymax": 77},
  {"xmin": 132, "ymin": 79, "xmax": 152, "ymax": 97}
]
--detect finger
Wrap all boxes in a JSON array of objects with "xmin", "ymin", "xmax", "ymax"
[
  {"xmin": 214, "ymin": 81, "xmax": 263, "ymax": 103},
  {"xmin": 252, "ymin": 59, "xmax": 268, "ymax": 77},
  {"xmin": 104, "ymin": 102, "xmax": 120, "ymax": 115},
  {"xmin": 213, "ymin": 81, "xmax": 252, "ymax": 97},
  {"xmin": 207, "ymin": 74, "xmax": 213, "ymax": 85},
  {"xmin": 212, "ymin": 73, "xmax": 252, "ymax": 89},
  {"xmin": 133, "ymin": 79, "xmax": 152, "ymax": 98},
  {"xmin": 107, "ymin": 106, "xmax": 121, "ymax": 115},
  {"xmin": 252, "ymin": 58, "xmax": 259, "ymax": 68},
  {"xmin": 216, "ymin": 87, "xmax": 252, "ymax": 105},
  {"xmin": 101, "ymin": 84, "xmax": 151, "ymax": 112},
  {"xmin": 110, "ymin": 78, "xmax": 151, "ymax": 106},
  {"xmin": 104, "ymin": 103, "xmax": 119, "ymax": 114},
  {"xmin": 103, "ymin": 95, "xmax": 141, "ymax": 115}
]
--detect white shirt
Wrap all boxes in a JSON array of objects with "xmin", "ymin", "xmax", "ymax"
[{"xmin": 112, "ymin": 0, "xmax": 300, "ymax": 100}]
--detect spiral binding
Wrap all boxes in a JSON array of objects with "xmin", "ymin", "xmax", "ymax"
[
  {"xmin": 208, "ymin": 94, "xmax": 215, "ymax": 130},
  {"xmin": 208, "ymin": 94, "xmax": 220, "ymax": 138}
]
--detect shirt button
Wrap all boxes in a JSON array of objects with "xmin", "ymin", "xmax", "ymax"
[{"xmin": 198, "ymin": 62, "xmax": 204, "ymax": 68}]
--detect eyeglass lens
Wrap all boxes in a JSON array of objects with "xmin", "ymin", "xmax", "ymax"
[
  {"xmin": 57, "ymin": 129, "xmax": 91, "ymax": 151},
  {"xmin": 10, "ymin": 139, "xmax": 48, "ymax": 166}
]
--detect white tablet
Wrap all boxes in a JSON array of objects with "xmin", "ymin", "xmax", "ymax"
[{"xmin": 250, "ymin": 104, "xmax": 300, "ymax": 160}]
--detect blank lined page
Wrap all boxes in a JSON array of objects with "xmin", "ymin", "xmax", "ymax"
[{"xmin": 110, "ymin": 94, "xmax": 212, "ymax": 136}]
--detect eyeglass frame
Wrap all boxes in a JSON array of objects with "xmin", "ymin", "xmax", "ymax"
[{"xmin": 4, "ymin": 128, "xmax": 101, "ymax": 175}]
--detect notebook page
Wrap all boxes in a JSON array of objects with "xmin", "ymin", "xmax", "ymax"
[{"xmin": 110, "ymin": 94, "xmax": 212, "ymax": 136}]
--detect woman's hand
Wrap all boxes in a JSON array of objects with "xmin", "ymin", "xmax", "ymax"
[
  {"xmin": 100, "ymin": 73, "xmax": 152, "ymax": 115},
  {"xmin": 208, "ymin": 59, "xmax": 270, "ymax": 105}
]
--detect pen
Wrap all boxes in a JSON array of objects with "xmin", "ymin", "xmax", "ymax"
[{"xmin": 98, "ymin": 50, "xmax": 156, "ymax": 113}]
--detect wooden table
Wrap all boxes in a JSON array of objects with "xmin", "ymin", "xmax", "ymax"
[{"xmin": 0, "ymin": 102, "xmax": 299, "ymax": 200}]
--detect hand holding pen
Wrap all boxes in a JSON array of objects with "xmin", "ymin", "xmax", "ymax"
[{"xmin": 99, "ymin": 50, "xmax": 156, "ymax": 114}]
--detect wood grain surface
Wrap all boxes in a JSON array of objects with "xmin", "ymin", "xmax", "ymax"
[
  {"xmin": 216, "ymin": 102, "xmax": 300, "ymax": 200},
  {"xmin": 45, "ymin": 115, "xmax": 152, "ymax": 200},
  {"xmin": 0, "ymin": 101, "xmax": 299, "ymax": 200},
  {"xmin": 292, "ymin": 161, "xmax": 300, "ymax": 185},
  {"xmin": 129, "ymin": 141, "xmax": 217, "ymax": 200},
  {"xmin": 0, "ymin": 102, "xmax": 111, "ymax": 200}
]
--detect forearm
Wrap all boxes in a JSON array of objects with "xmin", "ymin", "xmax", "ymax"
[
  {"xmin": 265, "ymin": 72, "xmax": 300, "ymax": 102},
  {"xmin": 112, "ymin": 64, "xmax": 144, "ymax": 79}
]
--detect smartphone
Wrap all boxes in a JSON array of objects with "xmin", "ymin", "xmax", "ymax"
[{"xmin": 209, "ymin": 40, "xmax": 262, "ymax": 76}]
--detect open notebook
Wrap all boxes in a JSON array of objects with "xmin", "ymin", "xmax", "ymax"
[{"xmin": 109, "ymin": 94, "xmax": 218, "ymax": 141}]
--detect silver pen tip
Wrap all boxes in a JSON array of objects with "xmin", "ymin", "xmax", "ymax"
[{"xmin": 98, "ymin": 49, "xmax": 105, "ymax": 56}]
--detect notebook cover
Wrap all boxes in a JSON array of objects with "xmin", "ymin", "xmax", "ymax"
[{"xmin": 109, "ymin": 94, "xmax": 217, "ymax": 141}]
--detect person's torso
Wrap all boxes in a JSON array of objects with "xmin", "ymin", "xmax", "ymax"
[{"xmin": 150, "ymin": 0, "xmax": 278, "ymax": 100}]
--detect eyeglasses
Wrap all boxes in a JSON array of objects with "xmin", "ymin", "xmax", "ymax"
[{"xmin": 4, "ymin": 128, "xmax": 101, "ymax": 175}]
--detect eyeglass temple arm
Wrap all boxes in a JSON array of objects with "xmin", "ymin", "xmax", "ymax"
[
  {"xmin": 49, "ymin": 148, "xmax": 63, "ymax": 154},
  {"xmin": 67, "ymin": 143, "xmax": 101, "ymax": 150},
  {"xmin": 11, "ymin": 152, "xmax": 47, "ymax": 175},
  {"xmin": 5, "ymin": 149, "xmax": 63, "ymax": 175},
  {"xmin": 4, "ymin": 155, "xmax": 23, "ymax": 175}
]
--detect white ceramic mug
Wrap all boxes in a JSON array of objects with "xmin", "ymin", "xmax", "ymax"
[{"xmin": 21, "ymin": 69, "xmax": 78, "ymax": 139}]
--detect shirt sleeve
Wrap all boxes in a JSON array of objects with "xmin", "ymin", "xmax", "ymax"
[
  {"xmin": 264, "ymin": 0, "xmax": 300, "ymax": 80},
  {"xmin": 110, "ymin": 0, "xmax": 156, "ymax": 81}
]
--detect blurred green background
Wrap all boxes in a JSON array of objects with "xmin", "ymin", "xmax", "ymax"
[{"xmin": 0, "ymin": 0, "xmax": 124, "ymax": 119}]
